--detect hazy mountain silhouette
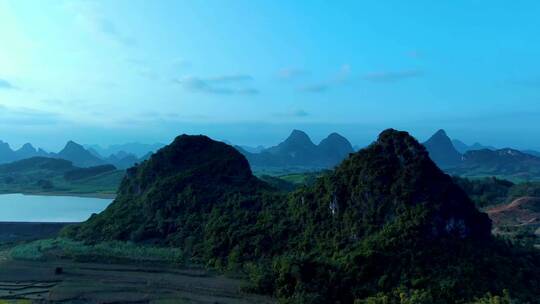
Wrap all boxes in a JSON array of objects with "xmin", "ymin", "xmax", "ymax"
[
  {"xmin": 239, "ymin": 129, "xmax": 353, "ymax": 170},
  {"xmin": 452, "ymin": 139, "xmax": 497, "ymax": 153},
  {"xmin": 87, "ymin": 142, "xmax": 165, "ymax": 158},
  {"xmin": 0, "ymin": 140, "xmax": 16, "ymax": 164},
  {"xmin": 105, "ymin": 151, "xmax": 139, "ymax": 169},
  {"xmin": 238, "ymin": 145, "xmax": 266, "ymax": 153},
  {"xmin": 0, "ymin": 141, "xmax": 50, "ymax": 164},
  {"xmin": 447, "ymin": 148, "xmax": 540, "ymax": 180},
  {"xmin": 523, "ymin": 149, "xmax": 540, "ymax": 157},
  {"xmin": 423, "ymin": 129, "xmax": 462, "ymax": 169},
  {"xmin": 55, "ymin": 141, "xmax": 107, "ymax": 168}
]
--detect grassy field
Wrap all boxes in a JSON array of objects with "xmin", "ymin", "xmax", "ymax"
[
  {"xmin": 0, "ymin": 238, "xmax": 274, "ymax": 303},
  {"xmin": 9, "ymin": 238, "xmax": 185, "ymax": 265}
]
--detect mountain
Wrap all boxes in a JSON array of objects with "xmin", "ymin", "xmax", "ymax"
[
  {"xmin": 451, "ymin": 139, "xmax": 469, "ymax": 154},
  {"xmin": 523, "ymin": 149, "xmax": 540, "ymax": 157},
  {"xmin": 105, "ymin": 151, "xmax": 139, "ymax": 169},
  {"xmin": 0, "ymin": 141, "xmax": 51, "ymax": 164},
  {"xmin": 448, "ymin": 148, "xmax": 540, "ymax": 181},
  {"xmin": 317, "ymin": 132, "xmax": 355, "ymax": 167},
  {"xmin": 63, "ymin": 130, "xmax": 540, "ymax": 303},
  {"xmin": 139, "ymin": 151, "xmax": 153, "ymax": 161},
  {"xmin": 14, "ymin": 143, "xmax": 39, "ymax": 159},
  {"xmin": 239, "ymin": 130, "xmax": 354, "ymax": 170},
  {"xmin": 469, "ymin": 142, "xmax": 497, "ymax": 151},
  {"xmin": 56, "ymin": 141, "xmax": 107, "ymax": 168},
  {"xmin": 0, "ymin": 139, "xmax": 146, "ymax": 169},
  {"xmin": 64, "ymin": 134, "xmax": 269, "ymax": 243},
  {"xmin": 452, "ymin": 139, "xmax": 497, "ymax": 153},
  {"xmin": 423, "ymin": 129, "xmax": 462, "ymax": 168},
  {"xmin": 0, "ymin": 140, "xmax": 16, "ymax": 164},
  {"xmin": 266, "ymin": 129, "xmax": 318, "ymax": 156},
  {"xmin": 87, "ymin": 142, "xmax": 165, "ymax": 158},
  {"xmin": 238, "ymin": 145, "xmax": 266, "ymax": 153}
]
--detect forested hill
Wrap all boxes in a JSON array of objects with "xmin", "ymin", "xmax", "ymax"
[{"xmin": 64, "ymin": 130, "xmax": 540, "ymax": 303}]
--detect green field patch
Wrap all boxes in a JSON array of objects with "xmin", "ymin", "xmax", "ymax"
[{"xmin": 9, "ymin": 238, "xmax": 184, "ymax": 265}]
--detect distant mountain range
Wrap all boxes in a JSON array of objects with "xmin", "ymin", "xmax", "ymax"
[
  {"xmin": 3, "ymin": 130, "xmax": 540, "ymax": 180},
  {"xmin": 0, "ymin": 141, "xmax": 48, "ymax": 164},
  {"xmin": 451, "ymin": 139, "xmax": 496, "ymax": 154},
  {"xmin": 424, "ymin": 129, "xmax": 540, "ymax": 181},
  {"xmin": 86, "ymin": 143, "xmax": 165, "ymax": 158},
  {"xmin": 236, "ymin": 129, "xmax": 354, "ymax": 171},
  {"xmin": 0, "ymin": 140, "xmax": 161, "ymax": 169}
]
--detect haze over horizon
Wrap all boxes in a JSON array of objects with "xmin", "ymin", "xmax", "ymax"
[{"xmin": 1, "ymin": 0, "xmax": 540, "ymax": 150}]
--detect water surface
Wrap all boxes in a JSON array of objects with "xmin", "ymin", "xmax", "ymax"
[{"xmin": 0, "ymin": 194, "xmax": 112, "ymax": 222}]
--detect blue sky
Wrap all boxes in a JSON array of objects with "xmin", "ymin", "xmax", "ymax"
[{"xmin": 0, "ymin": 0, "xmax": 539, "ymax": 151}]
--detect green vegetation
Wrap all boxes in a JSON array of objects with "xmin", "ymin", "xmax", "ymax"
[
  {"xmin": 9, "ymin": 238, "xmax": 184, "ymax": 265},
  {"xmin": 62, "ymin": 131, "xmax": 540, "ymax": 303},
  {"xmin": 0, "ymin": 157, "xmax": 124, "ymax": 197},
  {"xmin": 447, "ymin": 148, "xmax": 540, "ymax": 182},
  {"xmin": 454, "ymin": 176, "xmax": 540, "ymax": 208},
  {"xmin": 453, "ymin": 176, "xmax": 515, "ymax": 208},
  {"xmin": 258, "ymin": 171, "xmax": 325, "ymax": 192}
]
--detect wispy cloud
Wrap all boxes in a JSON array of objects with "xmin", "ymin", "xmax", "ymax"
[
  {"xmin": 0, "ymin": 79, "xmax": 16, "ymax": 90},
  {"xmin": 362, "ymin": 69, "xmax": 423, "ymax": 83},
  {"xmin": 207, "ymin": 74, "xmax": 253, "ymax": 82},
  {"xmin": 273, "ymin": 109, "xmax": 309, "ymax": 118},
  {"xmin": 174, "ymin": 74, "xmax": 259, "ymax": 95},
  {"xmin": 299, "ymin": 83, "xmax": 328, "ymax": 93},
  {"xmin": 278, "ymin": 68, "xmax": 308, "ymax": 80},
  {"xmin": 299, "ymin": 64, "xmax": 350, "ymax": 93},
  {"xmin": 69, "ymin": 2, "xmax": 136, "ymax": 47}
]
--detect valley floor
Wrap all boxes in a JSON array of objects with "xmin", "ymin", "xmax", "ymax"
[
  {"xmin": 0, "ymin": 257, "xmax": 274, "ymax": 303},
  {"xmin": 0, "ymin": 224, "xmax": 274, "ymax": 303}
]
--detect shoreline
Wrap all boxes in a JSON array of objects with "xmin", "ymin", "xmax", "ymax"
[{"xmin": 0, "ymin": 191, "xmax": 116, "ymax": 199}]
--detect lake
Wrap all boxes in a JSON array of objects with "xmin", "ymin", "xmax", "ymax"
[{"xmin": 0, "ymin": 194, "xmax": 112, "ymax": 222}]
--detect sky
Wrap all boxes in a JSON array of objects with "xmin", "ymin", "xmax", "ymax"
[{"xmin": 1, "ymin": 0, "xmax": 540, "ymax": 151}]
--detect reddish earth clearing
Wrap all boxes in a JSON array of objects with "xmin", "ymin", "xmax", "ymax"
[{"xmin": 487, "ymin": 196, "xmax": 540, "ymax": 229}]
